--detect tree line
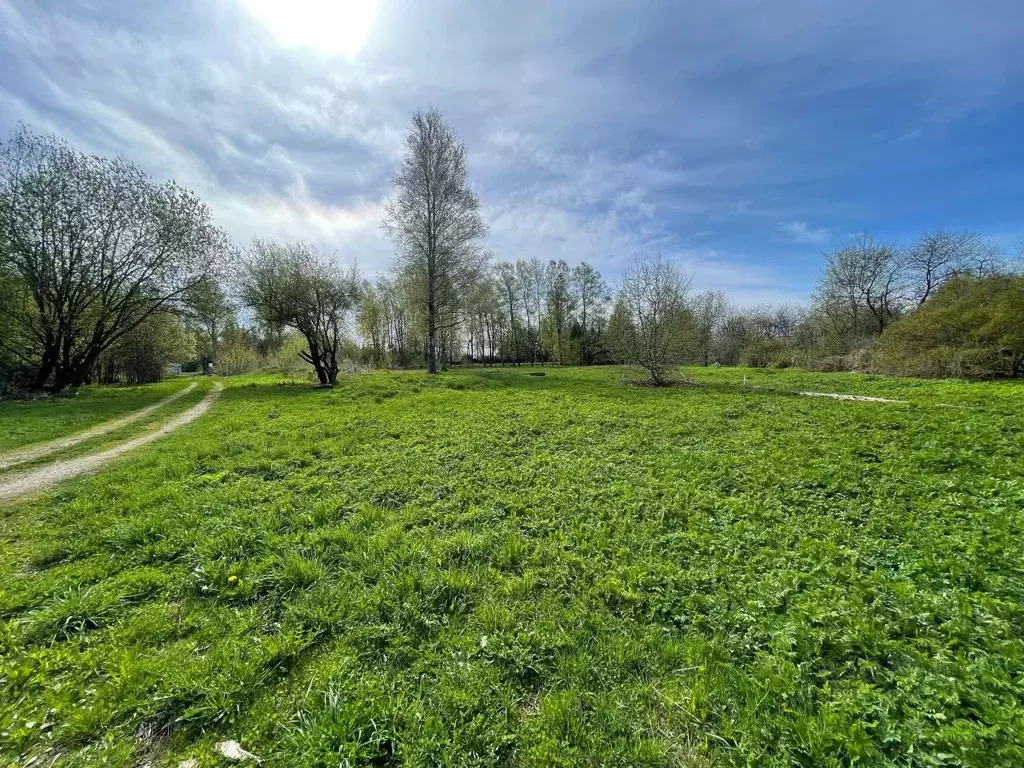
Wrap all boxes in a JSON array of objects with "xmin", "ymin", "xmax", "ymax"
[{"xmin": 2, "ymin": 114, "xmax": 1021, "ymax": 394}]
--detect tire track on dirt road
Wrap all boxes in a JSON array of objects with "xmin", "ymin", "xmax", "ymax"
[
  {"xmin": 0, "ymin": 383, "xmax": 222, "ymax": 505},
  {"xmin": 0, "ymin": 382, "xmax": 198, "ymax": 472}
]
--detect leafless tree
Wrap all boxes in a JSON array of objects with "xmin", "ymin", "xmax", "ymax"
[
  {"xmin": 692, "ymin": 290, "xmax": 728, "ymax": 365},
  {"xmin": 715, "ymin": 309, "xmax": 755, "ymax": 367},
  {"xmin": 0, "ymin": 126, "xmax": 228, "ymax": 391},
  {"xmin": 906, "ymin": 230, "xmax": 1004, "ymax": 305},
  {"xmin": 750, "ymin": 303, "xmax": 802, "ymax": 339},
  {"xmin": 239, "ymin": 239, "xmax": 359, "ymax": 387},
  {"xmin": 612, "ymin": 252, "xmax": 694, "ymax": 385},
  {"xmin": 813, "ymin": 234, "xmax": 906, "ymax": 343},
  {"xmin": 382, "ymin": 108, "xmax": 488, "ymax": 373}
]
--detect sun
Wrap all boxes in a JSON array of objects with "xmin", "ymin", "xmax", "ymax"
[{"xmin": 240, "ymin": 0, "xmax": 376, "ymax": 57}]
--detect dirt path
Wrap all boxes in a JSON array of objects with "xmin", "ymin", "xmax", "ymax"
[
  {"xmin": 0, "ymin": 382, "xmax": 198, "ymax": 472},
  {"xmin": 0, "ymin": 383, "xmax": 222, "ymax": 505}
]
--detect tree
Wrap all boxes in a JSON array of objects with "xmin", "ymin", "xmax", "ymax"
[
  {"xmin": 692, "ymin": 291, "xmax": 727, "ymax": 365},
  {"xmin": 605, "ymin": 298, "xmax": 633, "ymax": 364},
  {"xmin": 813, "ymin": 234, "xmax": 906, "ymax": 347},
  {"xmin": 906, "ymin": 230, "xmax": 1004, "ymax": 305},
  {"xmin": 465, "ymin": 277, "xmax": 501, "ymax": 363},
  {"xmin": 239, "ymin": 239, "xmax": 358, "ymax": 387},
  {"xmin": 382, "ymin": 108, "xmax": 488, "ymax": 374},
  {"xmin": 97, "ymin": 312, "xmax": 193, "ymax": 384},
  {"xmin": 740, "ymin": 337, "xmax": 793, "ymax": 368},
  {"xmin": 0, "ymin": 257, "xmax": 33, "ymax": 393},
  {"xmin": 495, "ymin": 262, "xmax": 521, "ymax": 365},
  {"xmin": 357, "ymin": 280, "xmax": 389, "ymax": 367},
  {"xmin": 215, "ymin": 323, "xmax": 262, "ymax": 376},
  {"xmin": 715, "ymin": 310, "xmax": 755, "ymax": 367},
  {"xmin": 544, "ymin": 260, "xmax": 576, "ymax": 364},
  {"xmin": 571, "ymin": 262, "xmax": 610, "ymax": 365},
  {"xmin": 572, "ymin": 263, "xmax": 608, "ymax": 331},
  {"xmin": 516, "ymin": 258, "xmax": 546, "ymax": 364},
  {"xmin": 185, "ymin": 278, "xmax": 236, "ymax": 372},
  {"xmin": 611, "ymin": 252, "xmax": 694, "ymax": 385},
  {"xmin": 749, "ymin": 303, "xmax": 801, "ymax": 340},
  {"xmin": 0, "ymin": 126, "xmax": 228, "ymax": 391}
]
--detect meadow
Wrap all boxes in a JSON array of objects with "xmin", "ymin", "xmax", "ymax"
[{"xmin": 1, "ymin": 367, "xmax": 1022, "ymax": 767}]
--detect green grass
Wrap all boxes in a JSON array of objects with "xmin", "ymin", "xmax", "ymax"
[
  {"xmin": 0, "ymin": 379, "xmax": 195, "ymax": 453},
  {"xmin": 1, "ymin": 366, "xmax": 1022, "ymax": 767},
  {"xmin": 0, "ymin": 381, "xmax": 213, "ymax": 476}
]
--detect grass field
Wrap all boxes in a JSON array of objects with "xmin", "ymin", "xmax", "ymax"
[
  {"xmin": 0, "ymin": 379, "xmax": 195, "ymax": 453},
  {"xmin": 1, "ymin": 367, "xmax": 1022, "ymax": 767}
]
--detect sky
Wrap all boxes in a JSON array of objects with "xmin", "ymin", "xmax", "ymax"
[{"xmin": 1, "ymin": 0, "xmax": 1022, "ymax": 305}]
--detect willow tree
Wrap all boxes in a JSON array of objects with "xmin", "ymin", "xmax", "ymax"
[{"xmin": 382, "ymin": 108, "xmax": 488, "ymax": 373}]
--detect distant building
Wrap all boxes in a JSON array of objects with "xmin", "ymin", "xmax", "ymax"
[{"xmin": 166, "ymin": 362, "xmax": 183, "ymax": 376}]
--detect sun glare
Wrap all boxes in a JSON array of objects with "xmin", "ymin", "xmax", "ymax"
[{"xmin": 240, "ymin": 0, "xmax": 376, "ymax": 57}]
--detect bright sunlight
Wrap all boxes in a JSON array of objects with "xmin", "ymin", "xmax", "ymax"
[{"xmin": 240, "ymin": 0, "xmax": 376, "ymax": 57}]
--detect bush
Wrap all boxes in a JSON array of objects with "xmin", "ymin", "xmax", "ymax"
[
  {"xmin": 740, "ymin": 338, "xmax": 793, "ymax": 368},
  {"xmin": 874, "ymin": 274, "xmax": 1024, "ymax": 378},
  {"xmin": 0, "ymin": 362, "xmax": 33, "ymax": 398},
  {"xmin": 814, "ymin": 355, "xmax": 852, "ymax": 373}
]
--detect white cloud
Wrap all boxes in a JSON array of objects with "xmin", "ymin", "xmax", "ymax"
[
  {"xmin": 1, "ymin": 0, "xmax": 1021, "ymax": 307},
  {"xmin": 778, "ymin": 221, "xmax": 830, "ymax": 244}
]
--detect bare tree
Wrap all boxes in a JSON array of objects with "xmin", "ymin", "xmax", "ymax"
[
  {"xmin": 612, "ymin": 252, "xmax": 694, "ymax": 385},
  {"xmin": 692, "ymin": 290, "xmax": 728, "ymax": 365},
  {"xmin": 813, "ymin": 234, "xmax": 906, "ymax": 344},
  {"xmin": 749, "ymin": 303, "xmax": 801, "ymax": 340},
  {"xmin": 906, "ymin": 230, "xmax": 1004, "ymax": 305},
  {"xmin": 715, "ymin": 309, "xmax": 755, "ymax": 367},
  {"xmin": 239, "ymin": 239, "xmax": 358, "ymax": 387},
  {"xmin": 382, "ymin": 108, "xmax": 488, "ymax": 374},
  {"xmin": 0, "ymin": 127, "xmax": 228, "ymax": 391}
]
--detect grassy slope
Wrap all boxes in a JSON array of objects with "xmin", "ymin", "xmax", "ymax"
[
  {"xmin": 0, "ymin": 367, "xmax": 1022, "ymax": 767},
  {"xmin": 0, "ymin": 379, "xmax": 195, "ymax": 453}
]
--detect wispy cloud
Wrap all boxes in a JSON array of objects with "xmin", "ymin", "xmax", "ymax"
[
  {"xmin": 1, "ymin": 0, "xmax": 1021, "ymax": 301},
  {"xmin": 778, "ymin": 221, "xmax": 831, "ymax": 245}
]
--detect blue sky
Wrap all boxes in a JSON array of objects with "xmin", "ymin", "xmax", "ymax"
[{"xmin": 1, "ymin": 0, "xmax": 1022, "ymax": 304}]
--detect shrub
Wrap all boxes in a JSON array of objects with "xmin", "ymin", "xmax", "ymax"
[
  {"xmin": 874, "ymin": 274, "xmax": 1024, "ymax": 378},
  {"xmin": 740, "ymin": 338, "xmax": 793, "ymax": 368}
]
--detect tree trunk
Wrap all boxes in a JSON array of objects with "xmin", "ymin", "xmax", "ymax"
[{"xmin": 33, "ymin": 345, "xmax": 57, "ymax": 390}]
